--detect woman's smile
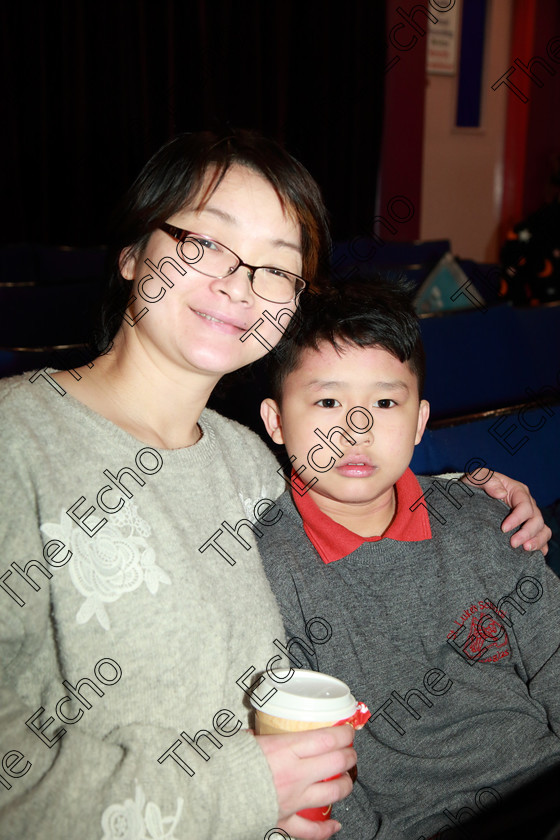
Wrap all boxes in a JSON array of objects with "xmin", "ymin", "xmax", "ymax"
[{"xmin": 191, "ymin": 307, "xmax": 248, "ymax": 334}]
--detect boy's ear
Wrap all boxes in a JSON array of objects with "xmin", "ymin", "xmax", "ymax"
[
  {"xmin": 119, "ymin": 246, "xmax": 139, "ymax": 280},
  {"xmin": 260, "ymin": 398, "xmax": 285, "ymax": 445},
  {"xmin": 415, "ymin": 399, "xmax": 430, "ymax": 445}
]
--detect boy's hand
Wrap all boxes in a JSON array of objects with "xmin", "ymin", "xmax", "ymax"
[
  {"xmin": 461, "ymin": 470, "xmax": 551, "ymax": 555},
  {"xmin": 256, "ymin": 725, "xmax": 356, "ymax": 839}
]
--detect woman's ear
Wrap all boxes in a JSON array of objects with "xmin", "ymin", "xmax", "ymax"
[
  {"xmin": 415, "ymin": 399, "xmax": 430, "ymax": 445},
  {"xmin": 119, "ymin": 246, "xmax": 139, "ymax": 280},
  {"xmin": 260, "ymin": 398, "xmax": 285, "ymax": 445}
]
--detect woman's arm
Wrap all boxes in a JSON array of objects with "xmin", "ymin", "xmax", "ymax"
[
  {"xmin": 258, "ymin": 728, "xmax": 355, "ymax": 840},
  {"xmin": 0, "ymin": 403, "xmax": 353, "ymax": 840},
  {"xmin": 0, "ymin": 450, "xmax": 284, "ymax": 840},
  {"xmin": 461, "ymin": 468, "xmax": 552, "ymax": 555}
]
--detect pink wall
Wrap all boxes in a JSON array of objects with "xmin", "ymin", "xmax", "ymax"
[
  {"xmin": 379, "ymin": 1, "xmax": 560, "ymax": 261},
  {"xmin": 419, "ymin": 1, "xmax": 512, "ymax": 262}
]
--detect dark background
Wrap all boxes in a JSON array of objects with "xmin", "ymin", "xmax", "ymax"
[
  {"xmin": 2, "ymin": 0, "xmax": 386, "ymax": 245},
  {"xmin": 3, "ymin": 0, "xmax": 559, "ymax": 526}
]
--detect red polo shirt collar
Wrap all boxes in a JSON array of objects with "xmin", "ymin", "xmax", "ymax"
[{"xmin": 292, "ymin": 467, "xmax": 432, "ymax": 564}]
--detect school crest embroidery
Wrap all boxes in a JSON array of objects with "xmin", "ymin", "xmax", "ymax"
[{"xmin": 449, "ymin": 601, "xmax": 510, "ymax": 663}]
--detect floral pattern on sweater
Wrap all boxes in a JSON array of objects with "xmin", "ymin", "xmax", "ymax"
[
  {"xmin": 100, "ymin": 782, "xmax": 183, "ymax": 840},
  {"xmin": 41, "ymin": 503, "xmax": 171, "ymax": 630}
]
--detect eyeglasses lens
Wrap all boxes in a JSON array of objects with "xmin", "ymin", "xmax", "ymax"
[{"xmin": 179, "ymin": 235, "xmax": 302, "ymax": 303}]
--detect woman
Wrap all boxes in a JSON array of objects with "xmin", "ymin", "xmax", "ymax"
[{"xmin": 0, "ymin": 130, "xmax": 550, "ymax": 840}]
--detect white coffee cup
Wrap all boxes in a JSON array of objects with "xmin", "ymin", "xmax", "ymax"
[
  {"xmin": 253, "ymin": 668, "xmax": 358, "ymax": 734},
  {"xmin": 252, "ymin": 669, "xmax": 363, "ymax": 822}
]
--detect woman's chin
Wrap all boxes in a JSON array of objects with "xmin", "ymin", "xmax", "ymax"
[{"xmin": 177, "ymin": 347, "xmax": 253, "ymax": 377}]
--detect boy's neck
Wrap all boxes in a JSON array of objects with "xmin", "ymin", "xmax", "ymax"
[{"xmin": 306, "ymin": 486, "xmax": 397, "ymax": 538}]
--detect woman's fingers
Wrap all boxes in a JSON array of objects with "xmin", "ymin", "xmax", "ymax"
[
  {"xmin": 496, "ymin": 479, "xmax": 550, "ymax": 554},
  {"xmin": 463, "ymin": 470, "xmax": 550, "ymax": 555},
  {"xmin": 278, "ymin": 813, "xmax": 343, "ymax": 839},
  {"xmin": 504, "ymin": 514, "xmax": 552, "ymax": 554},
  {"xmin": 286, "ymin": 724, "xmax": 355, "ymax": 759},
  {"xmin": 303, "ymin": 768, "xmax": 354, "ymax": 808},
  {"xmin": 256, "ymin": 726, "xmax": 356, "ymax": 825}
]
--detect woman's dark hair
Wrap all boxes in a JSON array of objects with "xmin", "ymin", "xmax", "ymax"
[
  {"xmin": 268, "ymin": 274, "xmax": 426, "ymax": 401},
  {"xmin": 95, "ymin": 129, "xmax": 330, "ymax": 352}
]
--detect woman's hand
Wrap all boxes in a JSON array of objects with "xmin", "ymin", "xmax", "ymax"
[
  {"xmin": 256, "ymin": 725, "xmax": 356, "ymax": 839},
  {"xmin": 461, "ymin": 469, "xmax": 551, "ymax": 555}
]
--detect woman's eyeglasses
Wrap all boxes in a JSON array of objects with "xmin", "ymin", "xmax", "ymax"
[{"xmin": 159, "ymin": 222, "xmax": 306, "ymax": 304}]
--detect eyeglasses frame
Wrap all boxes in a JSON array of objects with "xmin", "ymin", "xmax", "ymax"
[{"xmin": 159, "ymin": 222, "xmax": 307, "ymax": 304}]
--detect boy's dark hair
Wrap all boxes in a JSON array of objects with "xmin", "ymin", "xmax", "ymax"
[
  {"xmin": 268, "ymin": 274, "xmax": 426, "ymax": 402},
  {"xmin": 95, "ymin": 128, "xmax": 330, "ymax": 352}
]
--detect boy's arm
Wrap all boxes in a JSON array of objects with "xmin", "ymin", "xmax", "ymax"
[
  {"xmin": 478, "ymin": 496, "xmax": 560, "ymax": 735},
  {"xmin": 509, "ymin": 557, "xmax": 560, "ymax": 734},
  {"xmin": 258, "ymin": 501, "xmax": 322, "ymax": 672},
  {"xmin": 270, "ymin": 568, "xmax": 321, "ymax": 672},
  {"xmin": 456, "ymin": 488, "xmax": 560, "ymax": 731}
]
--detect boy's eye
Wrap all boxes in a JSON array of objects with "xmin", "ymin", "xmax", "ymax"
[
  {"xmin": 315, "ymin": 398, "xmax": 341, "ymax": 408},
  {"xmin": 374, "ymin": 399, "xmax": 396, "ymax": 409}
]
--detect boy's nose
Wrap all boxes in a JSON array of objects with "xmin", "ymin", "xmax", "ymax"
[
  {"xmin": 352, "ymin": 428, "xmax": 373, "ymax": 446},
  {"xmin": 345, "ymin": 405, "xmax": 374, "ymax": 442},
  {"xmin": 337, "ymin": 426, "xmax": 373, "ymax": 451}
]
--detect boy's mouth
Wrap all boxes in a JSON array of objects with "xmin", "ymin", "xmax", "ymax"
[{"xmin": 336, "ymin": 455, "xmax": 375, "ymax": 478}]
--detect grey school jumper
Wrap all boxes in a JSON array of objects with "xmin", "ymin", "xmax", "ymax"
[
  {"xmin": 0, "ymin": 373, "xmax": 287, "ymax": 840},
  {"xmin": 258, "ymin": 481, "xmax": 560, "ymax": 840}
]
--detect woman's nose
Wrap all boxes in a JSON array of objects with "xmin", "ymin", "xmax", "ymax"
[{"xmin": 213, "ymin": 265, "xmax": 254, "ymax": 303}]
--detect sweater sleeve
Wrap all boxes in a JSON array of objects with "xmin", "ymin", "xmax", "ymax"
[
  {"xmin": 0, "ymin": 414, "xmax": 280, "ymax": 839},
  {"xmin": 256, "ymin": 495, "xmax": 320, "ymax": 672},
  {"xmin": 458, "ymin": 490, "xmax": 560, "ymax": 739},
  {"xmin": 506, "ymin": 554, "xmax": 560, "ymax": 736}
]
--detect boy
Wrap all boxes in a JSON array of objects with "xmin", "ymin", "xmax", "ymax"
[{"xmin": 257, "ymin": 276, "xmax": 560, "ymax": 840}]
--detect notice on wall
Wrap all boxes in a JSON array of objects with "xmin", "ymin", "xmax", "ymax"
[{"xmin": 427, "ymin": 1, "xmax": 461, "ymax": 75}]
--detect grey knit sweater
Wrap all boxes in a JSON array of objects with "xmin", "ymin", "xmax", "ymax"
[
  {"xmin": 258, "ymin": 480, "xmax": 560, "ymax": 840},
  {"xmin": 0, "ymin": 372, "xmax": 287, "ymax": 840}
]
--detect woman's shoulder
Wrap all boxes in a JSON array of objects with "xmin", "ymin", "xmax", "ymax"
[
  {"xmin": 0, "ymin": 369, "xmax": 62, "ymax": 399},
  {"xmin": 0, "ymin": 371, "xmax": 58, "ymax": 422},
  {"xmin": 0, "ymin": 373, "xmax": 76, "ymax": 470},
  {"xmin": 201, "ymin": 407, "xmax": 284, "ymax": 500},
  {"xmin": 0, "ymin": 371, "xmax": 35, "ymax": 401},
  {"xmin": 201, "ymin": 406, "xmax": 273, "ymax": 453}
]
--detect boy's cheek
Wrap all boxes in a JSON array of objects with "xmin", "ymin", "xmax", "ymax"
[
  {"xmin": 283, "ymin": 430, "xmax": 317, "ymax": 468},
  {"xmin": 284, "ymin": 437, "xmax": 311, "ymax": 465}
]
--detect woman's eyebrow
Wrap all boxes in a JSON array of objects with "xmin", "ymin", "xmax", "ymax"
[
  {"xmin": 199, "ymin": 205, "xmax": 301, "ymax": 253},
  {"xmin": 198, "ymin": 205, "xmax": 235, "ymax": 224}
]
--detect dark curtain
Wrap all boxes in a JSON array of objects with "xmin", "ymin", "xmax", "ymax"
[{"xmin": 2, "ymin": 0, "xmax": 385, "ymax": 247}]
